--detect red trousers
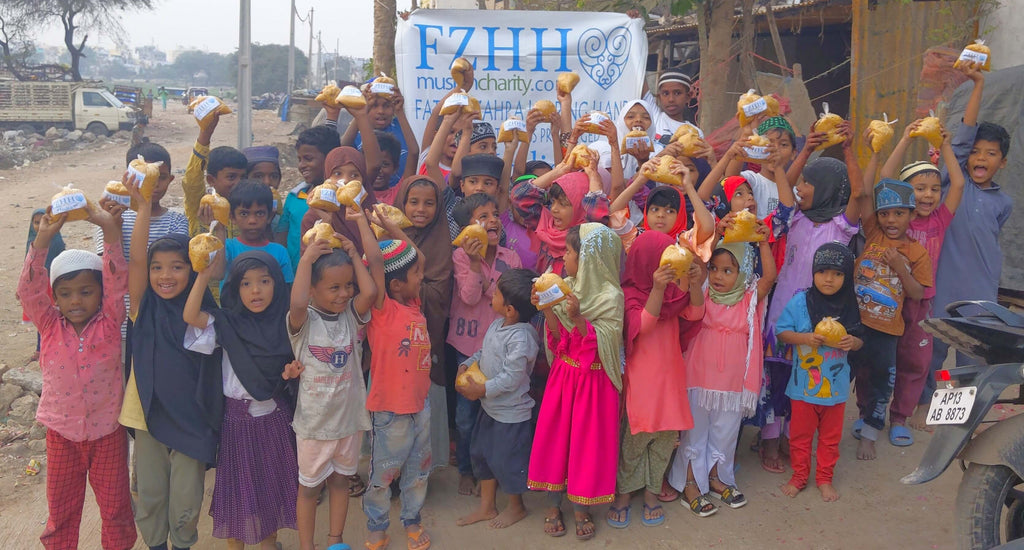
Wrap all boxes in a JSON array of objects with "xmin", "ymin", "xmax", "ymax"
[
  {"xmin": 787, "ymin": 399, "xmax": 843, "ymax": 489},
  {"xmin": 891, "ymin": 298, "xmax": 933, "ymax": 423},
  {"xmin": 41, "ymin": 427, "xmax": 136, "ymax": 550}
]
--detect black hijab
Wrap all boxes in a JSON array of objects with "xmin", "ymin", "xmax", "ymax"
[
  {"xmin": 805, "ymin": 242, "xmax": 861, "ymax": 335},
  {"xmin": 801, "ymin": 157, "xmax": 851, "ymax": 223},
  {"xmin": 132, "ymin": 233, "xmax": 223, "ymax": 465},
  {"xmin": 211, "ymin": 251, "xmax": 294, "ymax": 401}
]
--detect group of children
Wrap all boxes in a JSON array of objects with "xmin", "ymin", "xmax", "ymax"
[{"xmin": 19, "ymin": 48, "xmax": 1012, "ymax": 549}]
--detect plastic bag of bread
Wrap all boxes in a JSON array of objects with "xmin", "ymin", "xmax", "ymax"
[
  {"xmin": 452, "ymin": 221, "xmax": 488, "ymax": 258},
  {"xmin": 622, "ymin": 127, "xmax": 652, "ymax": 156},
  {"xmin": 740, "ymin": 133, "xmax": 771, "ymax": 163},
  {"xmin": 450, "ymin": 57, "xmax": 474, "ymax": 91},
  {"xmin": 671, "ymin": 122, "xmax": 704, "ymax": 142},
  {"xmin": 306, "ymin": 180, "xmax": 340, "ymax": 212},
  {"xmin": 48, "ymin": 184, "xmax": 93, "ymax": 222},
  {"xmin": 567, "ymin": 144, "xmax": 595, "ymax": 170},
  {"xmin": 336, "ymin": 179, "xmax": 367, "ymax": 209},
  {"xmin": 127, "ymin": 155, "xmax": 163, "ymax": 203},
  {"xmin": 642, "ymin": 155, "xmax": 684, "ymax": 186},
  {"xmin": 302, "ymin": 220, "xmax": 343, "ymax": 248},
  {"xmin": 722, "ymin": 209, "xmax": 765, "ymax": 243},
  {"xmin": 189, "ymin": 96, "xmax": 231, "ymax": 130},
  {"xmin": 814, "ymin": 316, "xmax": 847, "ymax": 347},
  {"xmin": 812, "ymin": 102, "xmax": 846, "ymax": 150},
  {"xmin": 369, "ymin": 73, "xmax": 395, "ymax": 98},
  {"xmin": 533, "ymin": 271, "xmax": 573, "ymax": 309},
  {"xmin": 337, "ymin": 85, "xmax": 366, "ymax": 110},
  {"xmin": 498, "ymin": 117, "xmax": 528, "ymax": 143},
  {"xmin": 909, "ymin": 112, "xmax": 944, "ymax": 149},
  {"xmin": 371, "ymin": 204, "xmax": 413, "ymax": 239},
  {"xmin": 583, "ymin": 110, "xmax": 610, "ymax": 134},
  {"xmin": 867, "ymin": 113, "xmax": 898, "ymax": 153},
  {"xmin": 533, "ymin": 99, "xmax": 556, "ymax": 118},
  {"xmin": 200, "ymin": 189, "xmax": 231, "ymax": 227},
  {"xmin": 557, "ymin": 72, "xmax": 580, "ymax": 94},
  {"xmin": 315, "ymin": 81, "xmax": 342, "ymax": 108},
  {"xmin": 188, "ymin": 223, "xmax": 224, "ymax": 272},
  {"xmin": 439, "ymin": 91, "xmax": 470, "ymax": 116},
  {"xmin": 102, "ymin": 180, "xmax": 136, "ymax": 210},
  {"xmin": 677, "ymin": 132, "xmax": 708, "ymax": 158},
  {"xmin": 954, "ymin": 39, "xmax": 991, "ymax": 71},
  {"xmin": 456, "ymin": 361, "xmax": 487, "ymax": 388},
  {"xmin": 764, "ymin": 95, "xmax": 780, "ymax": 118},
  {"xmin": 659, "ymin": 242, "xmax": 695, "ymax": 283},
  {"xmin": 271, "ymin": 187, "xmax": 284, "ymax": 216},
  {"xmin": 465, "ymin": 96, "xmax": 481, "ymax": 116},
  {"xmin": 737, "ymin": 89, "xmax": 769, "ymax": 126}
]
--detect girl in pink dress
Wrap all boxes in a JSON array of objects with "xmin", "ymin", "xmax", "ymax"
[
  {"xmin": 668, "ymin": 235, "xmax": 776, "ymax": 517},
  {"xmin": 528, "ymin": 223, "xmax": 623, "ymax": 541}
]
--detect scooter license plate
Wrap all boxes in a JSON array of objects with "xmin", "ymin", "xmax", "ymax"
[{"xmin": 926, "ymin": 386, "xmax": 977, "ymax": 425}]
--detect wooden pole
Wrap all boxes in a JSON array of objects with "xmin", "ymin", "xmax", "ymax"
[{"xmin": 766, "ymin": 3, "xmax": 788, "ymax": 69}]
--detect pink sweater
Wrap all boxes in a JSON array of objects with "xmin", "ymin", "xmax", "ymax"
[{"xmin": 447, "ymin": 245, "xmax": 522, "ymax": 356}]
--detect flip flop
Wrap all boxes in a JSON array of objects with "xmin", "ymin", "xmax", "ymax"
[
  {"xmin": 364, "ymin": 535, "xmax": 390, "ymax": 550},
  {"xmin": 575, "ymin": 513, "xmax": 596, "ymax": 541},
  {"xmin": 605, "ymin": 505, "xmax": 631, "ymax": 529},
  {"xmin": 328, "ymin": 544, "xmax": 352, "ymax": 550},
  {"xmin": 657, "ymin": 479, "xmax": 679, "ymax": 502},
  {"xmin": 544, "ymin": 511, "xmax": 567, "ymax": 537},
  {"xmin": 641, "ymin": 504, "xmax": 665, "ymax": 527},
  {"xmin": 889, "ymin": 424, "xmax": 914, "ymax": 447},
  {"xmin": 852, "ymin": 419, "xmax": 864, "ymax": 441},
  {"xmin": 759, "ymin": 446, "xmax": 785, "ymax": 474}
]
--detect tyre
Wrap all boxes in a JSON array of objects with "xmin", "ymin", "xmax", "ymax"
[
  {"xmin": 956, "ymin": 462, "xmax": 1024, "ymax": 549},
  {"xmin": 16, "ymin": 123, "xmax": 37, "ymax": 135},
  {"xmin": 86, "ymin": 121, "xmax": 109, "ymax": 137}
]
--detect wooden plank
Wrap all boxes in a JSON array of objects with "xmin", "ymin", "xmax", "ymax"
[{"xmin": 765, "ymin": 3, "xmax": 789, "ymax": 69}]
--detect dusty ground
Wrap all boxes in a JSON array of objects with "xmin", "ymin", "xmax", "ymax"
[{"xmin": 0, "ymin": 106, "xmax": 966, "ymax": 549}]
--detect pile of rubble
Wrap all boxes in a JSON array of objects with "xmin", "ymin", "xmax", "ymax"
[
  {"xmin": 0, "ymin": 127, "xmax": 133, "ymax": 170},
  {"xmin": 0, "ymin": 365, "xmax": 46, "ymax": 458}
]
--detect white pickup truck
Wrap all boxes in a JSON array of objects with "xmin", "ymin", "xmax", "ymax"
[{"xmin": 0, "ymin": 81, "xmax": 135, "ymax": 136}]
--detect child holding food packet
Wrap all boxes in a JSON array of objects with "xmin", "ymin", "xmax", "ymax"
[
  {"xmin": 777, "ymin": 242, "xmax": 863, "ymax": 502},
  {"xmin": 20, "ymin": 204, "xmax": 136, "ymax": 550},
  {"xmin": 279, "ymin": 126, "xmax": 341, "ymax": 267},
  {"xmin": 528, "ymin": 223, "xmax": 623, "ymax": 541},
  {"xmin": 301, "ymin": 147, "xmax": 380, "ymax": 257},
  {"xmin": 182, "ymin": 108, "xmax": 247, "ymax": 237}
]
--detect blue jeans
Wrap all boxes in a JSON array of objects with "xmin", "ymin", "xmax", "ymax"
[
  {"xmin": 362, "ymin": 399, "xmax": 431, "ymax": 532},
  {"xmin": 454, "ymin": 351, "xmax": 480, "ymax": 476}
]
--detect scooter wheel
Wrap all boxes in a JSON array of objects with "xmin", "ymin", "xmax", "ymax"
[{"xmin": 957, "ymin": 462, "xmax": 1023, "ymax": 548}]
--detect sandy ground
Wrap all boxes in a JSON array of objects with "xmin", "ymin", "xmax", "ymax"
[{"xmin": 0, "ymin": 106, "xmax": 965, "ymax": 549}]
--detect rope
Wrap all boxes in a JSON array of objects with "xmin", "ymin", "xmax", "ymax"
[{"xmin": 749, "ymin": 52, "xmax": 794, "ymax": 75}]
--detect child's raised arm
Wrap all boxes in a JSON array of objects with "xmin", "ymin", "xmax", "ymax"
[
  {"xmin": 183, "ymin": 111, "xmax": 222, "ymax": 235},
  {"xmin": 609, "ymin": 165, "xmax": 652, "ymax": 213},
  {"xmin": 879, "ymin": 120, "xmax": 921, "ymax": 180},
  {"xmin": 127, "ymin": 174, "xmax": 151, "ymax": 319},
  {"xmin": 601, "ymin": 120, "xmax": 625, "ymax": 201},
  {"xmin": 557, "ymin": 87, "xmax": 573, "ymax": 140},
  {"xmin": 755, "ymin": 233, "xmax": 777, "ymax": 301},
  {"xmin": 513, "ymin": 109, "xmax": 545, "ymax": 179},
  {"xmin": 338, "ymin": 88, "xmax": 370, "ymax": 147},
  {"xmin": 420, "ymin": 88, "xmax": 456, "ymax": 151},
  {"xmin": 786, "ymin": 124, "xmax": 828, "ymax": 187},
  {"xmin": 425, "ymin": 112, "xmax": 459, "ymax": 185},
  {"xmin": 682, "ymin": 166, "xmax": 715, "ymax": 244},
  {"xmin": 289, "ymin": 237, "xmax": 330, "ymax": 332},
  {"xmin": 766, "ymin": 152, "xmax": 795, "ymax": 207},
  {"xmin": 448, "ymin": 112, "xmax": 475, "ymax": 185},
  {"xmin": 393, "ymin": 87, "xmax": 419, "ymax": 180},
  {"xmin": 346, "ymin": 207, "xmax": 379, "ymax": 316},
  {"xmin": 499, "ymin": 138, "xmax": 516, "ymax": 213},
  {"xmin": 183, "ymin": 268, "xmax": 213, "ymax": 329},
  {"xmin": 960, "ymin": 62, "xmax": 985, "ymax": 128},
  {"xmin": 840, "ymin": 123, "xmax": 865, "ymax": 224},
  {"xmin": 940, "ymin": 127, "xmax": 966, "ymax": 214},
  {"xmin": 699, "ymin": 140, "xmax": 744, "ymax": 201},
  {"xmin": 346, "ymin": 100, "xmax": 382, "ymax": 182}
]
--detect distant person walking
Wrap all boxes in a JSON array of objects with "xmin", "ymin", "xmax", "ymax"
[{"xmin": 157, "ymin": 87, "xmax": 168, "ymax": 111}]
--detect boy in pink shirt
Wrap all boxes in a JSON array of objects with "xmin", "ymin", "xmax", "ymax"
[{"xmin": 449, "ymin": 193, "xmax": 523, "ymax": 495}]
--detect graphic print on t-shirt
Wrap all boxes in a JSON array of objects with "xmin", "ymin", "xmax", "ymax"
[
  {"xmin": 309, "ymin": 344, "xmax": 353, "ymax": 372},
  {"xmin": 855, "ymin": 249, "xmax": 901, "ymax": 323},
  {"xmin": 399, "ymin": 321, "xmax": 431, "ymax": 371}
]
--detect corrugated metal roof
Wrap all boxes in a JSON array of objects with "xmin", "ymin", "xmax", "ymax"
[{"xmin": 646, "ymin": 0, "xmax": 850, "ymax": 38}]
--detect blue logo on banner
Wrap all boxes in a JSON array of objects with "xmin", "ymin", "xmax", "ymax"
[{"xmin": 577, "ymin": 26, "xmax": 631, "ymax": 90}]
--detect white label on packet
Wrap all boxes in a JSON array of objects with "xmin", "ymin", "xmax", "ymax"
[
  {"xmin": 589, "ymin": 111, "xmax": 609, "ymax": 125},
  {"xmin": 625, "ymin": 136, "xmax": 652, "ymax": 150},
  {"xmin": 370, "ymin": 82, "xmax": 394, "ymax": 95},
  {"xmin": 102, "ymin": 191, "xmax": 132, "ymax": 207},
  {"xmin": 743, "ymin": 145, "xmax": 770, "ymax": 160},
  {"xmin": 208, "ymin": 250, "xmax": 218, "ymax": 264},
  {"xmin": 127, "ymin": 165, "xmax": 147, "ymax": 185},
  {"xmin": 320, "ymin": 188, "xmax": 339, "ymax": 206},
  {"xmin": 339, "ymin": 86, "xmax": 362, "ymax": 98},
  {"xmin": 503, "ymin": 119, "xmax": 527, "ymax": 132},
  {"xmin": 193, "ymin": 97, "xmax": 220, "ymax": 121},
  {"xmin": 443, "ymin": 94, "xmax": 469, "ymax": 109},
  {"xmin": 742, "ymin": 97, "xmax": 768, "ymax": 118},
  {"xmin": 351, "ymin": 187, "xmax": 367, "ymax": 206},
  {"xmin": 52, "ymin": 192, "xmax": 87, "ymax": 214},
  {"xmin": 958, "ymin": 49, "xmax": 988, "ymax": 65},
  {"xmin": 536, "ymin": 285, "xmax": 565, "ymax": 306}
]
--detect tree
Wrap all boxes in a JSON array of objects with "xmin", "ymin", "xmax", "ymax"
[
  {"xmin": 36, "ymin": 0, "xmax": 154, "ymax": 81},
  {"xmin": 228, "ymin": 44, "xmax": 308, "ymax": 95},
  {"xmin": 696, "ymin": 0, "xmax": 735, "ymax": 131},
  {"xmin": 373, "ymin": 0, "xmax": 397, "ymax": 78},
  {"xmin": 0, "ymin": 1, "xmax": 41, "ymax": 79}
]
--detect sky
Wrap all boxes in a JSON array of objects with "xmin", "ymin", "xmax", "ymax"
[{"xmin": 36, "ymin": 0, "xmax": 374, "ymax": 59}]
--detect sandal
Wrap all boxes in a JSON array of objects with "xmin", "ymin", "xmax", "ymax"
[
  {"xmin": 328, "ymin": 545, "xmax": 352, "ymax": 550},
  {"xmin": 406, "ymin": 526, "xmax": 430, "ymax": 550},
  {"xmin": 657, "ymin": 479, "xmax": 679, "ymax": 502},
  {"xmin": 364, "ymin": 535, "xmax": 390, "ymax": 550},
  {"xmin": 575, "ymin": 513, "xmax": 596, "ymax": 541},
  {"xmin": 890, "ymin": 424, "xmax": 914, "ymax": 447},
  {"xmin": 683, "ymin": 482, "xmax": 717, "ymax": 517},
  {"xmin": 641, "ymin": 504, "xmax": 665, "ymax": 527},
  {"xmin": 605, "ymin": 505, "xmax": 631, "ymax": 529},
  {"xmin": 349, "ymin": 474, "xmax": 368, "ymax": 497},
  {"xmin": 544, "ymin": 510, "xmax": 567, "ymax": 537},
  {"xmin": 709, "ymin": 481, "xmax": 748, "ymax": 509},
  {"xmin": 759, "ymin": 445, "xmax": 785, "ymax": 474}
]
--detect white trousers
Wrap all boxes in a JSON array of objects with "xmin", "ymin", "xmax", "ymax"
[{"xmin": 668, "ymin": 405, "xmax": 744, "ymax": 495}]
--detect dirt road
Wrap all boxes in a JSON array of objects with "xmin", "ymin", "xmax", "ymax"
[{"xmin": 0, "ymin": 107, "xmax": 963, "ymax": 549}]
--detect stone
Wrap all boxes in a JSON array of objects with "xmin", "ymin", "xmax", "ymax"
[
  {"xmin": 0, "ymin": 383, "xmax": 22, "ymax": 414},
  {"xmin": 65, "ymin": 130, "xmax": 82, "ymax": 141},
  {"xmin": 4, "ymin": 367, "xmax": 42, "ymax": 395},
  {"xmin": 8, "ymin": 394, "xmax": 38, "ymax": 426},
  {"xmin": 44, "ymin": 127, "xmax": 60, "ymax": 139},
  {"xmin": 49, "ymin": 138, "xmax": 71, "ymax": 151},
  {"xmin": 113, "ymin": 130, "xmax": 132, "ymax": 141},
  {"xmin": 28, "ymin": 439, "xmax": 47, "ymax": 453},
  {"xmin": 28, "ymin": 423, "xmax": 46, "ymax": 441},
  {"xmin": 2, "ymin": 443, "xmax": 30, "ymax": 458},
  {"xmin": 81, "ymin": 131, "xmax": 96, "ymax": 142}
]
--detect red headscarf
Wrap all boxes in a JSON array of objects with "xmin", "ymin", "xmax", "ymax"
[
  {"xmin": 622, "ymin": 230, "xmax": 693, "ymax": 355},
  {"xmin": 722, "ymin": 175, "xmax": 747, "ymax": 202},
  {"xmin": 534, "ymin": 171, "xmax": 589, "ymax": 263},
  {"xmin": 642, "ymin": 186, "xmax": 689, "ymax": 238}
]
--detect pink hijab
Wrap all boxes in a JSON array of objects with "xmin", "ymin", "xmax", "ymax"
[{"xmin": 534, "ymin": 171, "xmax": 590, "ymax": 266}]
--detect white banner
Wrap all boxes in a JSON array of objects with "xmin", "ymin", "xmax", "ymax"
[{"xmin": 396, "ymin": 9, "xmax": 648, "ymax": 164}]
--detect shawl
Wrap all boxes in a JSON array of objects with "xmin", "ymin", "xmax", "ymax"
[
  {"xmin": 534, "ymin": 171, "xmax": 589, "ymax": 265},
  {"xmin": 622, "ymin": 230, "xmax": 690, "ymax": 355},
  {"xmin": 801, "ymin": 157, "xmax": 850, "ymax": 224},
  {"xmin": 642, "ymin": 186, "xmax": 689, "ymax": 238},
  {"xmin": 551, "ymin": 223, "xmax": 625, "ymax": 390},
  {"xmin": 710, "ymin": 241, "xmax": 753, "ymax": 307},
  {"xmin": 396, "ymin": 175, "xmax": 454, "ymax": 385}
]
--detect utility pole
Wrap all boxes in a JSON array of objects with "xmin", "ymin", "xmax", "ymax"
[
  {"xmin": 307, "ymin": 7, "xmax": 314, "ymax": 88},
  {"xmin": 287, "ymin": 0, "xmax": 295, "ymax": 97},
  {"xmin": 316, "ymin": 31, "xmax": 322, "ymax": 87},
  {"xmin": 238, "ymin": 0, "xmax": 252, "ymax": 149}
]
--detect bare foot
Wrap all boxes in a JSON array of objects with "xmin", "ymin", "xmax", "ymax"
[
  {"xmin": 760, "ymin": 438, "xmax": 785, "ymax": 473},
  {"xmin": 857, "ymin": 438, "xmax": 877, "ymax": 460},
  {"xmin": 457, "ymin": 507, "xmax": 498, "ymax": 526},
  {"xmin": 908, "ymin": 406, "xmax": 934, "ymax": 432},
  {"xmin": 780, "ymin": 483, "xmax": 802, "ymax": 497},
  {"xmin": 489, "ymin": 505, "xmax": 527, "ymax": 528},
  {"xmin": 458, "ymin": 474, "xmax": 476, "ymax": 496},
  {"xmin": 818, "ymin": 483, "xmax": 840, "ymax": 502}
]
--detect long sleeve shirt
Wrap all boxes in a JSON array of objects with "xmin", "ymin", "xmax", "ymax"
[
  {"xmin": 18, "ymin": 242, "xmax": 128, "ymax": 441},
  {"xmin": 464, "ymin": 319, "xmax": 540, "ymax": 423},
  {"xmin": 447, "ymin": 246, "xmax": 522, "ymax": 356},
  {"xmin": 182, "ymin": 140, "xmax": 238, "ymax": 239}
]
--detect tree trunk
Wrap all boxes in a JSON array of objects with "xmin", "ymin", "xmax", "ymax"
[
  {"xmin": 61, "ymin": 10, "xmax": 84, "ymax": 81},
  {"xmin": 373, "ymin": 0, "xmax": 397, "ymax": 78},
  {"xmin": 697, "ymin": 0, "xmax": 734, "ymax": 131}
]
